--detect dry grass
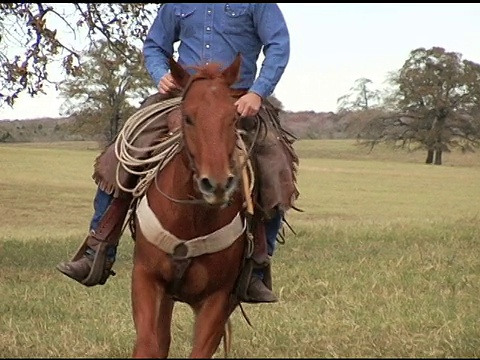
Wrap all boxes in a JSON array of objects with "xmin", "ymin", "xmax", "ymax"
[{"xmin": 1, "ymin": 139, "xmax": 480, "ymax": 358}]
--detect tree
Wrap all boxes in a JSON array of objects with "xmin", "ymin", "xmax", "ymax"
[
  {"xmin": 358, "ymin": 47, "xmax": 480, "ymax": 165},
  {"xmin": 59, "ymin": 39, "xmax": 156, "ymax": 143},
  {"xmin": 0, "ymin": 3, "xmax": 160, "ymax": 107},
  {"xmin": 337, "ymin": 77, "xmax": 381, "ymax": 112}
]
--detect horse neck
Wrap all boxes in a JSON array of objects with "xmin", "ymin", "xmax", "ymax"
[{"xmin": 148, "ymin": 148, "xmax": 243, "ymax": 239}]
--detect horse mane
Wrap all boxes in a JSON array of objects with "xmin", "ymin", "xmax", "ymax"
[{"xmin": 187, "ymin": 62, "xmax": 228, "ymax": 82}]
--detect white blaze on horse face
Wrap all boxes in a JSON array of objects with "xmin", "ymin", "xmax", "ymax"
[
  {"xmin": 196, "ymin": 113, "xmax": 238, "ymax": 205},
  {"xmin": 196, "ymin": 170, "xmax": 238, "ymax": 206},
  {"xmin": 194, "ymin": 123, "xmax": 238, "ymax": 207},
  {"xmin": 183, "ymin": 71, "xmax": 239, "ymax": 206}
]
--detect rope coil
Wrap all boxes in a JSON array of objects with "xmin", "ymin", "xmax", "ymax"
[
  {"xmin": 114, "ymin": 97, "xmax": 183, "ymax": 198},
  {"xmin": 114, "ymin": 97, "xmax": 255, "ymax": 201}
]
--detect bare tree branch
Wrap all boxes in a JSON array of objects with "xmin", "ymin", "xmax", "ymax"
[{"xmin": 0, "ymin": 3, "xmax": 159, "ymax": 107}]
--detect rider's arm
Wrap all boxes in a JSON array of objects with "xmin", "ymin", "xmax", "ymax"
[
  {"xmin": 249, "ymin": 3, "xmax": 290, "ymax": 99},
  {"xmin": 143, "ymin": 4, "xmax": 180, "ymax": 87}
]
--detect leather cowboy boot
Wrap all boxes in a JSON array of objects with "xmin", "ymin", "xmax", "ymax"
[
  {"xmin": 56, "ymin": 193, "xmax": 132, "ymax": 287},
  {"xmin": 247, "ymin": 260, "xmax": 277, "ymax": 303}
]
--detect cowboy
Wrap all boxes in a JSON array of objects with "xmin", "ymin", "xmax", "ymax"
[{"xmin": 56, "ymin": 3, "xmax": 299, "ymax": 303}]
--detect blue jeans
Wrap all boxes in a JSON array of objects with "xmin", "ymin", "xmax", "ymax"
[
  {"xmin": 252, "ymin": 211, "xmax": 283, "ymax": 279},
  {"xmin": 90, "ymin": 188, "xmax": 113, "ymax": 231}
]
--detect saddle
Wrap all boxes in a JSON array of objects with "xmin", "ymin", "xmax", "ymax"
[
  {"xmin": 91, "ymin": 92, "xmax": 300, "ymax": 301},
  {"xmin": 94, "ymin": 92, "xmax": 298, "ymax": 214}
]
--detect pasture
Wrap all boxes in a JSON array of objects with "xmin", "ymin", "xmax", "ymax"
[{"xmin": 1, "ymin": 139, "xmax": 480, "ymax": 358}]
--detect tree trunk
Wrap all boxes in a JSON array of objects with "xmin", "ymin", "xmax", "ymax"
[
  {"xmin": 432, "ymin": 114, "xmax": 445, "ymax": 166},
  {"xmin": 425, "ymin": 150, "xmax": 434, "ymax": 164},
  {"xmin": 434, "ymin": 150, "xmax": 442, "ymax": 165},
  {"xmin": 109, "ymin": 111, "xmax": 120, "ymax": 142}
]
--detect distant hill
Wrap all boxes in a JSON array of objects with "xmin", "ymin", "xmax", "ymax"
[
  {"xmin": 280, "ymin": 110, "xmax": 349, "ymax": 139},
  {"xmin": 0, "ymin": 116, "xmax": 86, "ymax": 143},
  {"xmin": 0, "ymin": 110, "xmax": 359, "ymax": 143}
]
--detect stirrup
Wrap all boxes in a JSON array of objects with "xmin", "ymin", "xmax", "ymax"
[
  {"xmin": 81, "ymin": 242, "xmax": 116, "ymax": 287},
  {"xmin": 235, "ymin": 257, "xmax": 273, "ymax": 303}
]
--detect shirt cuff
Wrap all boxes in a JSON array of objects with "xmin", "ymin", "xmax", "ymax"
[
  {"xmin": 148, "ymin": 65, "xmax": 169, "ymax": 89},
  {"xmin": 249, "ymin": 79, "xmax": 274, "ymax": 99}
]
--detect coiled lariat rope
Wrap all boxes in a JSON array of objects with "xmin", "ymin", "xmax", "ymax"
[
  {"xmin": 113, "ymin": 97, "xmax": 255, "ymax": 201},
  {"xmin": 114, "ymin": 97, "xmax": 183, "ymax": 198}
]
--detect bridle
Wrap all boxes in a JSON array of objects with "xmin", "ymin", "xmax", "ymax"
[{"xmin": 153, "ymin": 76, "xmax": 248, "ymax": 207}]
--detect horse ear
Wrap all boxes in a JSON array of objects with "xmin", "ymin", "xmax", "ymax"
[
  {"xmin": 169, "ymin": 57, "xmax": 190, "ymax": 88},
  {"xmin": 222, "ymin": 53, "xmax": 242, "ymax": 87}
]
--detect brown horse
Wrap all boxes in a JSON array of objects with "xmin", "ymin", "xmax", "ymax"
[{"xmin": 130, "ymin": 55, "xmax": 251, "ymax": 358}]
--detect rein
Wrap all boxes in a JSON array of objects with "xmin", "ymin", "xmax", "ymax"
[
  {"xmin": 114, "ymin": 93, "xmax": 258, "ymax": 207},
  {"xmin": 152, "ymin": 130, "xmax": 254, "ymax": 207},
  {"xmin": 150, "ymin": 74, "xmax": 258, "ymax": 207},
  {"xmin": 114, "ymin": 54, "xmax": 270, "ymax": 208}
]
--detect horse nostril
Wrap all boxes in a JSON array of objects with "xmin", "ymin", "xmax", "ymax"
[
  {"xmin": 199, "ymin": 177, "xmax": 216, "ymax": 194},
  {"xmin": 225, "ymin": 175, "xmax": 236, "ymax": 192}
]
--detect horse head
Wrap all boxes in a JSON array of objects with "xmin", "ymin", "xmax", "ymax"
[{"xmin": 169, "ymin": 54, "xmax": 243, "ymax": 207}]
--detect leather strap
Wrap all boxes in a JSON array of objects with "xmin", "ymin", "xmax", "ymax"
[
  {"xmin": 135, "ymin": 195, "xmax": 246, "ymax": 259},
  {"xmin": 251, "ymin": 219, "xmax": 268, "ymax": 265},
  {"xmin": 91, "ymin": 196, "xmax": 132, "ymax": 246}
]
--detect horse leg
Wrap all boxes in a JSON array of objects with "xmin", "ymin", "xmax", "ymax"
[
  {"xmin": 157, "ymin": 294, "xmax": 175, "ymax": 357},
  {"xmin": 131, "ymin": 262, "xmax": 172, "ymax": 358},
  {"xmin": 223, "ymin": 318, "xmax": 233, "ymax": 358},
  {"xmin": 189, "ymin": 291, "xmax": 232, "ymax": 358}
]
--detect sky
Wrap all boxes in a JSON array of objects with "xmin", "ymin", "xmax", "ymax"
[{"xmin": 1, "ymin": 3, "xmax": 480, "ymax": 120}]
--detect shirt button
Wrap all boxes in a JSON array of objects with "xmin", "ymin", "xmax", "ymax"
[
  {"xmin": 205, "ymin": 44, "xmax": 210, "ymax": 49},
  {"xmin": 206, "ymin": 26, "xmax": 211, "ymax": 31},
  {"xmin": 181, "ymin": 13, "xmax": 185, "ymax": 17},
  {"xmin": 207, "ymin": 9, "xmax": 212, "ymax": 14}
]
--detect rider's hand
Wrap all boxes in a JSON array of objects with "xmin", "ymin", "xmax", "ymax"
[
  {"xmin": 158, "ymin": 73, "xmax": 180, "ymax": 94},
  {"xmin": 234, "ymin": 92, "xmax": 262, "ymax": 117}
]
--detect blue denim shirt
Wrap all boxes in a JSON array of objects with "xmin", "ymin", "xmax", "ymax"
[{"xmin": 143, "ymin": 3, "xmax": 290, "ymax": 99}]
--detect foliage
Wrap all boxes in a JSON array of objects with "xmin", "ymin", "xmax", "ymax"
[
  {"xmin": 58, "ymin": 39, "xmax": 156, "ymax": 143},
  {"xmin": 337, "ymin": 78, "xmax": 381, "ymax": 112},
  {"xmin": 0, "ymin": 3, "xmax": 160, "ymax": 107},
  {"xmin": 357, "ymin": 47, "xmax": 480, "ymax": 164}
]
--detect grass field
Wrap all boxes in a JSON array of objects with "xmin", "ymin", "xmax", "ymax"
[{"xmin": 1, "ymin": 139, "xmax": 480, "ymax": 358}]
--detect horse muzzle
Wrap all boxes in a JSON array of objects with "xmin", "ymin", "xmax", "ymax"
[{"xmin": 196, "ymin": 174, "xmax": 238, "ymax": 206}]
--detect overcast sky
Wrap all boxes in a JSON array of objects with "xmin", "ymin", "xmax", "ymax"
[{"xmin": 1, "ymin": 3, "xmax": 479, "ymax": 120}]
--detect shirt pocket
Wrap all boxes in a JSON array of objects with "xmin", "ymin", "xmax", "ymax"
[
  {"xmin": 174, "ymin": 5, "xmax": 197, "ymax": 38},
  {"xmin": 221, "ymin": 3, "xmax": 251, "ymax": 35}
]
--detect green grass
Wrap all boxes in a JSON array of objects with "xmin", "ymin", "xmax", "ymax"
[{"xmin": 1, "ymin": 139, "xmax": 480, "ymax": 358}]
